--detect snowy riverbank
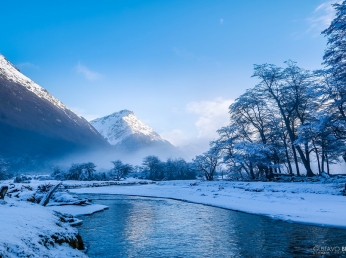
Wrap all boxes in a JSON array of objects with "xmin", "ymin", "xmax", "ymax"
[
  {"xmin": 1, "ymin": 177, "xmax": 346, "ymax": 257},
  {"xmin": 0, "ymin": 198, "xmax": 87, "ymax": 257},
  {"xmin": 0, "ymin": 180, "xmax": 112, "ymax": 257},
  {"xmin": 69, "ymin": 179, "xmax": 346, "ymax": 229}
]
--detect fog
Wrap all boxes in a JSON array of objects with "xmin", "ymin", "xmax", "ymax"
[{"xmin": 54, "ymin": 145, "xmax": 190, "ymax": 171}]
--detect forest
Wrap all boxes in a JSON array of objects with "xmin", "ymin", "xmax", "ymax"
[{"xmin": 195, "ymin": 2, "xmax": 346, "ymax": 180}]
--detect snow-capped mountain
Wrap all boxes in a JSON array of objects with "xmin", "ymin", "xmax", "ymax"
[
  {"xmin": 0, "ymin": 55, "xmax": 70, "ymax": 113},
  {"xmin": 0, "ymin": 54, "xmax": 109, "ymax": 158},
  {"xmin": 91, "ymin": 110, "xmax": 177, "ymax": 153}
]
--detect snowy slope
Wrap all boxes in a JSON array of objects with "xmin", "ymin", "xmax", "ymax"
[
  {"xmin": 0, "ymin": 55, "xmax": 79, "ymax": 120},
  {"xmin": 0, "ymin": 55, "xmax": 108, "ymax": 158},
  {"xmin": 90, "ymin": 110, "xmax": 166, "ymax": 146},
  {"xmin": 0, "ymin": 54, "xmax": 101, "ymax": 134}
]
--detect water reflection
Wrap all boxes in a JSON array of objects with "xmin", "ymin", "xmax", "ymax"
[{"xmin": 77, "ymin": 194, "xmax": 346, "ymax": 258}]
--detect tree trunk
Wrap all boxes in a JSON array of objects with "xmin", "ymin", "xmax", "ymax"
[
  {"xmin": 295, "ymin": 144, "xmax": 314, "ymax": 177},
  {"xmin": 326, "ymin": 154, "xmax": 330, "ymax": 175},
  {"xmin": 249, "ymin": 162, "xmax": 255, "ymax": 180},
  {"xmin": 268, "ymin": 167, "xmax": 274, "ymax": 179},
  {"xmin": 292, "ymin": 143, "xmax": 300, "ymax": 176},
  {"xmin": 315, "ymin": 150, "xmax": 321, "ymax": 175},
  {"xmin": 284, "ymin": 116, "xmax": 313, "ymax": 176},
  {"xmin": 305, "ymin": 143, "xmax": 310, "ymax": 167},
  {"xmin": 40, "ymin": 182, "xmax": 62, "ymax": 207},
  {"xmin": 321, "ymin": 146, "xmax": 325, "ymax": 172},
  {"xmin": 283, "ymin": 140, "xmax": 293, "ymax": 175},
  {"xmin": 241, "ymin": 163, "xmax": 250, "ymax": 177},
  {"xmin": 205, "ymin": 172, "xmax": 213, "ymax": 181}
]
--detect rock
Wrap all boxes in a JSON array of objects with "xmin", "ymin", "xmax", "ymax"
[{"xmin": 0, "ymin": 185, "xmax": 8, "ymax": 199}]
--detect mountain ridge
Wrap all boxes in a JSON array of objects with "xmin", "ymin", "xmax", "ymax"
[
  {"xmin": 0, "ymin": 55, "xmax": 109, "ymax": 158},
  {"xmin": 0, "ymin": 55, "xmax": 84, "ymax": 120},
  {"xmin": 90, "ymin": 110, "xmax": 177, "ymax": 153}
]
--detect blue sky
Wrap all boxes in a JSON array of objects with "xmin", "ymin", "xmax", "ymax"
[{"xmin": 0, "ymin": 0, "xmax": 339, "ymax": 152}]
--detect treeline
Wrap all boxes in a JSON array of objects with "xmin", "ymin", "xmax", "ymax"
[
  {"xmin": 195, "ymin": 2, "xmax": 346, "ymax": 180},
  {"xmin": 0, "ymin": 158, "xmax": 11, "ymax": 180},
  {"xmin": 141, "ymin": 155, "xmax": 196, "ymax": 180},
  {"xmin": 0, "ymin": 154, "xmax": 52, "ymax": 180},
  {"xmin": 50, "ymin": 155, "xmax": 197, "ymax": 181}
]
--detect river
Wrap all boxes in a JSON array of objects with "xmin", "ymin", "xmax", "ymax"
[{"xmin": 77, "ymin": 194, "xmax": 346, "ymax": 257}]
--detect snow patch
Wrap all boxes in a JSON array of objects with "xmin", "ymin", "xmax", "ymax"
[{"xmin": 47, "ymin": 204, "xmax": 108, "ymax": 217}]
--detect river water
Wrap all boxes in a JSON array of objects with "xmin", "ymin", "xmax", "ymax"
[{"xmin": 77, "ymin": 194, "xmax": 346, "ymax": 258}]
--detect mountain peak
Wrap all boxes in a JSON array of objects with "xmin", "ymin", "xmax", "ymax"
[
  {"xmin": 0, "ymin": 54, "xmax": 20, "ymax": 72},
  {"xmin": 119, "ymin": 109, "xmax": 133, "ymax": 114},
  {"xmin": 112, "ymin": 109, "xmax": 133, "ymax": 117},
  {"xmin": 90, "ymin": 110, "xmax": 164, "ymax": 146}
]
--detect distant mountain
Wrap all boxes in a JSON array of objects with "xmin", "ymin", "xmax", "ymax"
[
  {"xmin": 90, "ymin": 110, "xmax": 178, "ymax": 154},
  {"xmin": 0, "ymin": 54, "xmax": 109, "ymax": 158}
]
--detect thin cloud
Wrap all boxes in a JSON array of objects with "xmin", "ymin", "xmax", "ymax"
[
  {"xmin": 70, "ymin": 106, "xmax": 100, "ymax": 121},
  {"xmin": 16, "ymin": 62, "xmax": 39, "ymax": 70},
  {"xmin": 220, "ymin": 18, "xmax": 224, "ymax": 25},
  {"xmin": 186, "ymin": 97, "xmax": 233, "ymax": 139},
  {"xmin": 76, "ymin": 62, "xmax": 102, "ymax": 81},
  {"xmin": 160, "ymin": 129, "xmax": 189, "ymax": 147},
  {"xmin": 306, "ymin": 0, "xmax": 342, "ymax": 35}
]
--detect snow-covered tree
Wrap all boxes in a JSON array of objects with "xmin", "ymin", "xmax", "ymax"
[
  {"xmin": 142, "ymin": 155, "xmax": 163, "ymax": 180},
  {"xmin": 110, "ymin": 160, "xmax": 133, "ymax": 181},
  {"xmin": 252, "ymin": 61, "xmax": 316, "ymax": 176},
  {"xmin": 66, "ymin": 164, "xmax": 82, "ymax": 180},
  {"xmin": 213, "ymin": 125, "xmax": 244, "ymax": 178},
  {"xmin": 193, "ymin": 147, "xmax": 220, "ymax": 181},
  {"xmin": 51, "ymin": 166, "xmax": 65, "ymax": 180},
  {"xmin": 65, "ymin": 162, "xmax": 96, "ymax": 180},
  {"xmin": 318, "ymin": 2, "xmax": 346, "ymax": 165},
  {"xmin": 163, "ymin": 158, "xmax": 194, "ymax": 180},
  {"xmin": 322, "ymin": 1, "xmax": 346, "ymax": 93},
  {"xmin": 83, "ymin": 162, "xmax": 96, "ymax": 180},
  {"xmin": 297, "ymin": 110, "xmax": 346, "ymax": 174},
  {"xmin": 229, "ymin": 88, "xmax": 287, "ymax": 179}
]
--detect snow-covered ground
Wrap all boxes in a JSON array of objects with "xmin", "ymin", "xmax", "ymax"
[
  {"xmin": 68, "ymin": 179, "xmax": 346, "ymax": 229},
  {"xmin": 0, "ymin": 198, "xmax": 87, "ymax": 258},
  {"xmin": 0, "ymin": 179, "xmax": 116, "ymax": 258},
  {"xmin": 47, "ymin": 204, "xmax": 108, "ymax": 217},
  {"xmin": 1, "ymin": 177, "xmax": 346, "ymax": 257}
]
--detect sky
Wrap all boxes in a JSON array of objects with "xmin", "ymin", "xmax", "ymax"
[{"xmin": 0, "ymin": 0, "xmax": 340, "ymax": 154}]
